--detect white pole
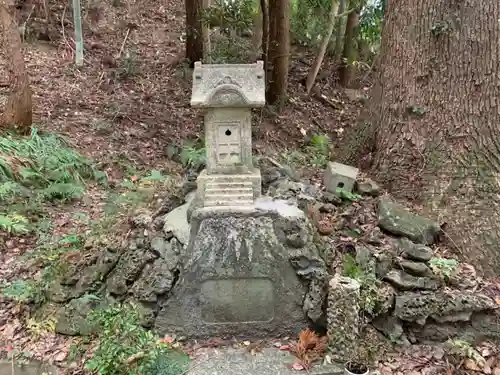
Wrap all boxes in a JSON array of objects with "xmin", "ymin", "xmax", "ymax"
[{"xmin": 72, "ymin": 0, "xmax": 83, "ymax": 66}]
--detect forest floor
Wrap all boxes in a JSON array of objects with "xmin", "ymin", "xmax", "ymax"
[{"xmin": 0, "ymin": 0, "xmax": 497, "ymax": 374}]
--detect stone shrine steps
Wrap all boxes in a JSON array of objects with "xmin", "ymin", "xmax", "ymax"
[{"xmin": 204, "ymin": 181, "xmax": 254, "ymax": 207}]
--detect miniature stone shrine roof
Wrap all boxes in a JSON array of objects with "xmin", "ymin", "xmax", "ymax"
[{"xmin": 190, "ymin": 61, "xmax": 265, "ymax": 108}]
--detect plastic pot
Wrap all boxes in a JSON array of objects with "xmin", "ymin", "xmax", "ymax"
[{"xmin": 344, "ymin": 362, "xmax": 369, "ymax": 375}]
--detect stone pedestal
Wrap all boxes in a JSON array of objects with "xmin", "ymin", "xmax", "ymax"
[{"xmin": 154, "ymin": 198, "xmax": 326, "ymax": 339}]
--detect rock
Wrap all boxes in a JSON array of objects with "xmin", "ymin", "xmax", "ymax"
[
  {"xmin": 398, "ymin": 238, "xmax": 433, "ymax": 262},
  {"xmin": 130, "ymin": 209, "xmax": 153, "ymax": 228},
  {"xmin": 319, "ymin": 203, "xmax": 336, "ymax": 213},
  {"xmin": 155, "ymin": 198, "xmax": 326, "ymax": 339},
  {"xmin": 375, "ymin": 252, "xmax": 394, "ymax": 279},
  {"xmin": 130, "ymin": 257, "xmax": 178, "ymax": 302},
  {"xmin": 322, "ymin": 191, "xmax": 342, "ymax": 205},
  {"xmin": 163, "ymin": 196, "xmax": 193, "ymax": 245},
  {"xmin": 398, "ymin": 260, "xmax": 432, "ymax": 277},
  {"xmin": 106, "ymin": 247, "xmax": 157, "ymax": 296},
  {"xmin": 377, "ymin": 197, "xmax": 440, "ymax": 245},
  {"xmin": 365, "ymin": 227, "xmax": 385, "ymax": 246},
  {"xmin": 356, "ymin": 178, "xmax": 381, "ymax": 197},
  {"xmin": 449, "ymin": 263, "xmax": 478, "ymax": 290},
  {"xmin": 394, "ymin": 291, "xmax": 497, "ymax": 324},
  {"xmin": 55, "ymin": 294, "xmax": 108, "ymax": 335},
  {"xmin": 374, "ymin": 283, "xmax": 396, "ymax": 316},
  {"xmin": 383, "ymin": 270, "xmax": 439, "ymax": 291},
  {"xmin": 261, "ymin": 167, "xmax": 281, "ymax": 189},
  {"xmin": 372, "ymin": 314, "xmax": 404, "ymax": 340}
]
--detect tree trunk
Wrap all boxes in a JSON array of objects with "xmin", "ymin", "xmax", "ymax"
[
  {"xmin": 185, "ymin": 0, "xmax": 203, "ymax": 66},
  {"xmin": 201, "ymin": 0, "xmax": 211, "ymax": 63},
  {"xmin": 333, "ymin": 0, "xmax": 346, "ymax": 61},
  {"xmin": 367, "ymin": 0, "xmax": 500, "ymax": 275},
  {"xmin": 266, "ymin": 0, "xmax": 290, "ymax": 107},
  {"xmin": 250, "ymin": 3, "xmax": 263, "ymax": 62},
  {"xmin": 260, "ymin": 0, "xmax": 269, "ymax": 76},
  {"xmin": 337, "ymin": 5, "xmax": 359, "ymax": 87},
  {"xmin": 305, "ymin": 0, "xmax": 339, "ymax": 94},
  {"xmin": 0, "ymin": 0, "xmax": 32, "ymax": 134}
]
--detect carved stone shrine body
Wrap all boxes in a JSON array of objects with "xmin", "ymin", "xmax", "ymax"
[{"xmin": 190, "ymin": 61, "xmax": 264, "ymax": 207}]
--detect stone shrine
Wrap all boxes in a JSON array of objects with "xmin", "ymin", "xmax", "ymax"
[
  {"xmin": 154, "ymin": 62, "xmax": 327, "ymax": 339},
  {"xmin": 190, "ymin": 61, "xmax": 264, "ymax": 207}
]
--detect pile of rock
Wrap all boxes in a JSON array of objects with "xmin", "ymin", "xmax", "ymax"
[{"xmin": 46, "ymin": 160, "xmax": 499, "ymax": 352}]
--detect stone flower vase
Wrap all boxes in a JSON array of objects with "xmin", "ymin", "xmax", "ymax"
[{"xmin": 344, "ymin": 362, "xmax": 369, "ymax": 375}]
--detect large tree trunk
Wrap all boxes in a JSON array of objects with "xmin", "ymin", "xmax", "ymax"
[
  {"xmin": 0, "ymin": 0, "xmax": 32, "ymax": 134},
  {"xmin": 266, "ymin": 0, "xmax": 290, "ymax": 107},
  {"xmin": 367, "ymin": 0, "xmax": 500, "ymax": 275},
  {"xmin": 185, "ymin": 0, "xmax": 203, "ymax": 66}
]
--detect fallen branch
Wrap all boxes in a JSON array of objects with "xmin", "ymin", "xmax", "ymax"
[{"xmin": 117, "ymin": 28, "xmax": 131, "ymax": 59}]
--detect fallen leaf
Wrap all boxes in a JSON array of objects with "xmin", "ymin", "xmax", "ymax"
[
  {"xmin": 273, "ymin": 341, "xmax": 282, "ymax": 348},
  {"xmin": 279, "ymin": 345, "xmax": 291, "ymax": 351},
  {"xmin": 290, "ymin": 362, "xmax": 304, "ymax": 371},
  {"xmin": 53, "ymin": 351, "xmax": 67, "ymax": 362},
  {"xmin": 130, "ymin": 175, "xmax": 138, "ymax": 182},
  {"xmin": 243, "ymin": 341, "xmax": 251, "ymax": 346},
  {"xmin": 465, "ymin": 359, "xmax": 480, "ymax": 371}
]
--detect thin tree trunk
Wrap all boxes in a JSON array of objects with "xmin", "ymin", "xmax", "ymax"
[
  {"xmin": 333, "ymin": 0, "xmax": 346, "ymax": 61},
  {"xmin": 359, "ymin": 0, "xmax": 500, "ymax": 275},
  {"xmin": 0, "ymin": 0, "xmax": 32, "ymax": 134},
  {"xmin": 260, "ymin": 0, "xmax": 269, "ymax": 76},
  {"xmin": 337, "ymin": 6, "xmax": 359, "ymax": 87},
  {"xmin": 305, "ymin": 0, "xmax": 339, "ymax": 94},
  {"xmin": 185, "ymin": 0, "xmax": 203, "ymax": 66},
  {"xmin": 202, "ymin": 0, "xmax": 211, "ymax": 63},
  {"xmin": 266, "ymin": 0, "xmax": 290, "ymax": 107},
  {"xmin": 250, "ymin": 4, "xmax": 263, "ymax": 61}
]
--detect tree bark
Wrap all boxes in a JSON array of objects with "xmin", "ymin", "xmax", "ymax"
[
  {"xmin": 250, "ymin": 3, "xmax": 263, "ymax": 62},
  {"xmin": 185, "ymin": 0, "xmax": 203, "ymax": 66},
  {"xmin": 259, "ymin": 0, "xmax": 269, "ymax": 75},
  {"xmin": 305, "ymin": 0, "xmax": 339, "ymax": 94},
  {"xmin": 337, "ymin": 5, "xmax": 359, "ymax": 87},
  {"xmin": 266, "ymin": 0, "xmax": 290, "ymax": 108},
  {"xmin": 201, "ymin": 0, "xmax": 211, "ymax": 63},
  {"xmin": 333, "ymin": 0, "xmax": 346, "ymax": 62},
  {"xmin": 0, "ymin": 0, "xmax": 32, "ymax": 134},
  {"xmin": 364, "ymin": 0, "xmax": 500, "ymax": 275}
]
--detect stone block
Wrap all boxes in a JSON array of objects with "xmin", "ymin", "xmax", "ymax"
[
  {"xmin": 154, "ymin": 198, "xmax": 326, "ymax": 339},
  {"xmin": 197, "ymin": 168, "xmax": 261, "ymax": 207},
  {"xmin": 323, "ymin": 162, "xmax": 358, "ymax": 195}
]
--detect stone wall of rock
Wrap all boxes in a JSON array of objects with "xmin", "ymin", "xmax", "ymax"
[{"xmin": 48, "ymin": 161, "xmax": 500, "ymax": 347}]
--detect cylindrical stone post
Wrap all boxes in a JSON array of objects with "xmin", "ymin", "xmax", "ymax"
[{"xmin": 327, "ymin": 276, "xmax": 361, "ymax": 362}]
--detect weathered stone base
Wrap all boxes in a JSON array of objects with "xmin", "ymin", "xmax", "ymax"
[
  {"xmin": 196, "ymin": 168, "xmax": 262, "ymax": 207},
  {"xmin": 154, "ymin": 198, "xmax": 327, "ymax": 339}
]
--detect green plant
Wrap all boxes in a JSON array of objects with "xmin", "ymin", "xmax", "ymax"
[
  {"xmin": 336, "ymin": 188, "xmax": 362, "ymax": 201},
  {"xmin": 359, "ymin": 0, "xmax": 384, "ymax": 54},
  {"xmin": 117, "ymin": 52, "xmax": 139, "ymax": 79},
  {"xmin": 2, "ymin": 279, "xmax": 42, "ymax": 303},
  {"xmin": 0, "ymin": 214, "xmax": 31, "ymax": 234},
  {"xmin": 444, "ymin": 339, "xmax": 485, "ymax": 367},
  {"xmin": 85, "ymin": 303, "xmax": 189, "ymax": 375},
  {"xmin": 305, "ymin": 133, "xmax": 331, "ymax": 167},
  {"xmin": 180, "ymin": 140, "xmax": 206, "ymax": 169},
  {"xmin": 429, "ymin": 257, "xmax": 458, "ymax": 282},
  {"xmin": 341, "ymin": 254, "xmax": 381, "ymax": 316}
]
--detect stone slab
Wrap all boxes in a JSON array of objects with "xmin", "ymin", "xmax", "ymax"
[
  {"xmin": 188, "ymin": 347, "xmax": 343, "ymax": 375},
  {"xmin": 0, "ymin": 361, "xmax": 59, "ymax": 375},
  {"xmin": 162, "ymin": 192, "xmax": 196, "ymax": 245},
  {"xmin": 191, "ymin": 61, "xmax": 265, "ymax": 108}
]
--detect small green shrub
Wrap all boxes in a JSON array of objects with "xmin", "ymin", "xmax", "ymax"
[
  {"xmin": 429, "ymin": 257, "xmax": 458, "ymax": 282},
  {"xmin": 180, "ymin": 140, "xmax": 206, "ymax": 169},
  {"xmin": 0, "ymin": 214, "xmax": 31, "ymax": 234},
  {"xmin": 86, "ymin": 303, "xmax": 189, "ymax": 375},
  {"xmin": 2, "ymin": 279, "xmax": 42, "ymax": 303}
]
